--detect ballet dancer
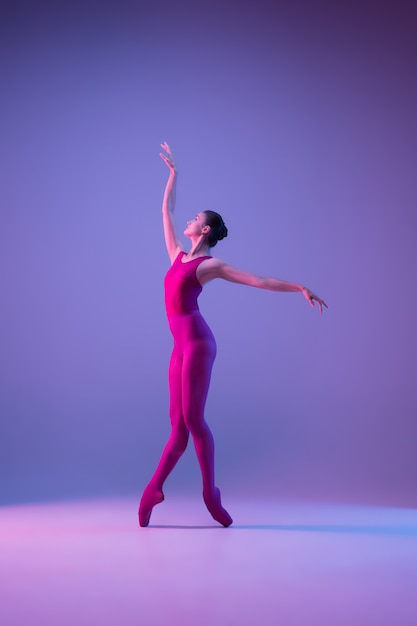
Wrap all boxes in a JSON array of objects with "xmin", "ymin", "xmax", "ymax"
[{"xmin": 138, "ymin": 142, "xmax": 327, "ymax": 528}]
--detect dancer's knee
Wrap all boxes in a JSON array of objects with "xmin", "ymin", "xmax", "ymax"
[
  {"xmin": 184, "ymin": 414, "xmax": 209, "ymax": 439},
  {"xmin": 170, "ymin": 426, "xmax": 189, "ymax": 454}
]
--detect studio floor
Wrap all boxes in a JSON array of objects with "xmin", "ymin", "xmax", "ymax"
[{"xmin": 1, "ymin": 495, "xmax": 416, "ymax": 625}]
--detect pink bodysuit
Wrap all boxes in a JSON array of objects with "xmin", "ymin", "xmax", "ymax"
[{"xmin": 139, "ymin": 251, "xmax": 232, "ymax": 527}]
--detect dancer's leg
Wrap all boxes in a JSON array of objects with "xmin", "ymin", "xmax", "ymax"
[
  {"xmin": 182, "ymin": 342, "xmax": 215, "ymax": 493},
  {"xmin": 150, "ymin": 349, "xmax": 190, "ymax": 488},
  {"xmin": 139, "ymin": 348, "xmax": 189, "ymax": 527},
  {"xmin": 182, "ymin": 340, "xmax": 232, "ymax": 527}
]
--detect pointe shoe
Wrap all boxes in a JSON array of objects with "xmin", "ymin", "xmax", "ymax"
[
  {"xmin": 138, "ymin": 487, "xmax": 164, "ymax": 527},
  {"xmin": 203, "ymin": 487, "xmax": 233, "ymax": 527}
]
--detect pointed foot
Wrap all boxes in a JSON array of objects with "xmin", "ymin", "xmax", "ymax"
[
  {"xmin": 138, "ymin": 487, "xmax": 164, "ymax": 527},
  {"xmin": 203, "ymin": 487, "xmax": 233, "ymax": 527}
]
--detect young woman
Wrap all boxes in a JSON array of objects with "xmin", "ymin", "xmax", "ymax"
[{"xmin": 138, "ymin": 142, "xmax": 327, "ymax": 528}]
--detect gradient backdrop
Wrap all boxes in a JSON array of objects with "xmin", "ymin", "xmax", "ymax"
[{"xmin": 1, "ymin": 0, "xmax": 416, "ymax": 507}]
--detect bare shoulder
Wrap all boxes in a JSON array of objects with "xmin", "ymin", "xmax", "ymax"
[
  {"xmin": 197, "ymin": 257, "xmax": 259, "ymax": 287},
  {"xmin": 196, "ymin": 257, "xmax": 227, "ymax": 285}
]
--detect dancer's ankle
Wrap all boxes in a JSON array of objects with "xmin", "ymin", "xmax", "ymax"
[
  {"xmin": 203, "ymin": 487, "xmax": 233, "ymax": 527},
  {"xmin": 138, "ymin": 486, "xmax": 165, "ymax": 527}
]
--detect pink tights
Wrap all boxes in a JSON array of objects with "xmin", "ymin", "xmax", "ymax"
[{"xmin": 139, "ymin": 312, "xmax": 232, "ymax": 527}]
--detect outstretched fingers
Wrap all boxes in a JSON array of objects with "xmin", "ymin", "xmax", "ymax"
[
  {"xmin": 313, "ymin": 295, "xmax": 328, "ymax": 315},
  {"xmin": 160, "ymin": 141, "xmax": 176, "ymax": 172},
  {"xmin": 302, "ymin": 287, "xmax": 328, "ymax": 314}
]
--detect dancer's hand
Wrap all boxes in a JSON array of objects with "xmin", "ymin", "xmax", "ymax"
[
  {"xmin": 301, "ymin": 287, "xmax": 328, "ymax": 314},
  {"xmin": 160, "ymin": 141, "xmax": 176, "ymax": 174}
]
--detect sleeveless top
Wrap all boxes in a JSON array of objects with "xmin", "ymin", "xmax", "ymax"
[{"xmin": 164, "ymin": 251, "xmax": 211, "ymax": 317}]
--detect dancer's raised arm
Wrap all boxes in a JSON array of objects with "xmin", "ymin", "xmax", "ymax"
[
  {"xmin": 160, "ymin": 142, "xmax": 183, "ymax": 263},
  {"xmin": 198, "ymin": 258, "xmax": 328, "ymax": 314}
]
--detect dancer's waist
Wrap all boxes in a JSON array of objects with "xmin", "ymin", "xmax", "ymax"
[{"xmin": 167, "ymin": 309, "xmax": 202, "ymax": 322}]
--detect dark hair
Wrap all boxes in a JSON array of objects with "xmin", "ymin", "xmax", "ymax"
[{"xmin": 203, "ymin": 210, "xmax": 228, "ymax": 247}]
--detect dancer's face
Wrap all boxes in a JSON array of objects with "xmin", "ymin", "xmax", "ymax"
[{"xmin": 184, "ymin": 212, "xmax": 208, "ymax": 238}]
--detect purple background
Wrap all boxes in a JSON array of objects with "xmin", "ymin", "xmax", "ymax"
[{"xmin": 1, "ymin": 0, "xmax": 416, "ymax": 506}]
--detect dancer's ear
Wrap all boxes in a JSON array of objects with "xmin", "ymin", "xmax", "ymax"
[{"xmin": 201, "ymin": 225, "xmax": 210, "ymax": 235}]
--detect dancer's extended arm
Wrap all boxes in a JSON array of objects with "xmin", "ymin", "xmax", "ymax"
[
  {"xmin": 160, "ymin": 142, "xmax": 183, "ymax": 263},
  {"xmin": 199, "ymin": 259, "xmax": 328, "ymax": 314}
]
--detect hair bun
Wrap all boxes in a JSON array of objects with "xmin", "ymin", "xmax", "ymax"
[
  {"xmin": 203, "ymin": 210, "xmax": 228, "ymax": 247},
  {"xmin": 217, "ymin": 224, "xmax": 228, "ymax": 241}
]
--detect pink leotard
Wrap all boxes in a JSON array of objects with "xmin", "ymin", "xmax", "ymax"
[
  {"xmin": 164, "ymin": 251, "xmax": 216, "ymax": 361},
  {"xmin": 164, "ymin": 251, "xmax": 211, "ymax": 317}
]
